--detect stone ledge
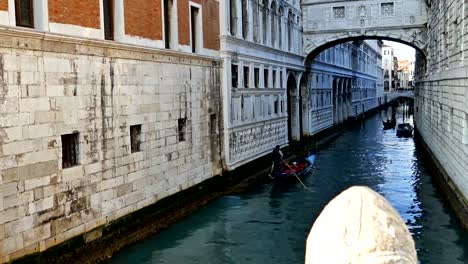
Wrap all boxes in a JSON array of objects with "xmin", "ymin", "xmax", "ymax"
[{"xmin": 0, "ymin": 26, "xmax": 221, "ymax": 67}]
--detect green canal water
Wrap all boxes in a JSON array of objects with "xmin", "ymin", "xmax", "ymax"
[{"xmin": 110, "ymin": 105, "xmax": 468, "ymax": 264}]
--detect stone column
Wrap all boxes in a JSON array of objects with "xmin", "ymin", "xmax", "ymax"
[
  {"xmin": 259, "ymin": 5, "xmax": 264, "ymax": 45},
  {"xmin": 220, "ymin": 0, "xmax": 230, "ymax": 35},
  {"xmin": 113, "ymin": 0, "xmax": 125, "ymax": 42},
  {"xmin": 247, "ymin": 0, "xmax": 254, "ymax": 42},
  {"xmin": 34, "ymin": 0, "xmax": 49, "ymax": 32},
  {"xmin": 236, "ymin": 0, "xmax": 243, "ymax": 38}
]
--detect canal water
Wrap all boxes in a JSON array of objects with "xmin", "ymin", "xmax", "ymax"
[{"xmin": 110, "ymin": 103, "xmax": 468, "ymax": 264}]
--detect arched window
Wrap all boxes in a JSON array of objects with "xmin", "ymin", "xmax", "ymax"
[
  {"xmin": 242, "ymin": 0, "xmax": 248, "ymax": 39},
  {"xmin": 230, "ymin": 0, "xmax": 237, "ymax": 36}
]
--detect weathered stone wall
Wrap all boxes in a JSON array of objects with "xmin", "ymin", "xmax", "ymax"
[
  {"xmin": 415, "ymin": 0, "xmax": 468, "ymax": 220},
  {"xmin": 0, "ymin": 29, "xmax": 222, "ymax": 262}
]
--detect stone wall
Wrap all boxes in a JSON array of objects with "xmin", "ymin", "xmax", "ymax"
[
  {"xmin": 415, "ymin": 0, "xmax": 468, "ymax": 221},
  {"xmin": 0, "ymin": 29, "xmax": 222, "ymax": 262}
]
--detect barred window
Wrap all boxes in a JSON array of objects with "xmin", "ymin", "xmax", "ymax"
[
  {"xmin": 130, "ymin": 125, "xmax": 141, "ymax": 153},
  {"xmin": 15, "ymin": 0, "xmax": 34, "ymax": 28},
  {"xmin": 333, "ymin": 6, "xmax": 345, "ymax": 19},
  {"xmin": 381, "ymin": 3, "xmax": 394, "ymax": 16},
  {"xmin": 62, "ymin": 133, "xmax": 79, "ymax": 169}
]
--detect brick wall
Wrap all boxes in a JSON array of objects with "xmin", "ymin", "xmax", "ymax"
[
  {"xmin": 0, "ymin": 31, "xmax": 221, "ymax": 262},
  {"xmin": 49, "ymin": 0, "xmax": 100, "ymax": 29},
  {"xmin": 178, "ymin": 0, "xmax": 219, "ymax": 50},
  {"xmin": 0, "ymin": 0, "xmax": 7, "ymax": 11},
  {"xmin": 202, "ymin": 0, "xmax": 219, "ymax": 50},
  {"xmin": 124, "ymin": 0, "xmax": 163, "ymax": 40}
]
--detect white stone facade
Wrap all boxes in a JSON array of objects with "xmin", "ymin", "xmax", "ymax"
[
  {"xmin": 220, "ymin": 0, "xmax": 304, "ymax": 169},
  {"xmin": 307, "ymin": 40, "xmax": 384, "ymax": 134},
  {"xmin": 0, "ymin": 30, "xmax": 221, "ymax": 262}
]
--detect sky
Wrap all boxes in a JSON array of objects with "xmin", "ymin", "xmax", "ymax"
[{"xmin": 383, "ymin": 40, "xmax": 416, "ymax": 61}]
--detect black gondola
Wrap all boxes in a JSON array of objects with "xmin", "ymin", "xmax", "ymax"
[
  {"xmin": 382, "ymin": 119, "xmax": 396, "ymax": 130},
  {"xmin": 396, "ymin": 123, "xmax": 413, "ymax": 137},
  {"xmin": 271, "ymin": 154, "xmax": 316, "ymax": 182}
]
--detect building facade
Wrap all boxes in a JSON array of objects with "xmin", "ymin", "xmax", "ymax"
[
  {"xmin": 0, "ymin": 0, "xmax": 222, "ymax": 262},
  {"xmin": 308, "ymin": 40, "xmax": 384, "ymax": 134},
  {"xmin": 219, "ymin": 0, "xmax": 304, "ymax": 169},
  {"xmin": 382, "ymin": 45, "xmax": 397, "ymax": 92}
]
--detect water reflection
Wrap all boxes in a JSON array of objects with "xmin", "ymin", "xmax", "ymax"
[{"xmin": 110, "ymin": 101, "xmax": 468, "ymax": 264}]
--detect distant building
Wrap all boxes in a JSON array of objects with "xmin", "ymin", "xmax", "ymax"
[
  {"xmin": 398, "ymin": 60, "xmax": 415, "ymax": 90},
  {"xmin": 382, "ymin": 45, "xmax": 399, "ymax": 92}
]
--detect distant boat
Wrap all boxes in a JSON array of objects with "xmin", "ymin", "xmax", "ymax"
[
  {"xmin": 271, "ymin": 154, "xmax": 316, "ymax": 182},
  {"xmin": 396, "ymin": 123, "xmax": 413, "ymax": 137},
  {"xmin": 383, "ymin": 119, "xmax": 396, "ymax": 130}
]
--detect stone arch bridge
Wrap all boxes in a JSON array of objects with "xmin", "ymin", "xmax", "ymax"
[{"xmin": 302, "ymin": 0, "xmax": 428, "ymax": 61}]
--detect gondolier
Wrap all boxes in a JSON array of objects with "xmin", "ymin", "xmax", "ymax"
[{"xmin": 271, "ymin": 145, "xmax": 283, "ymax": 175}]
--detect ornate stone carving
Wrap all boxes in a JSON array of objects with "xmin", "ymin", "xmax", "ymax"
[{"xmin": 229, "ymin": 121, "xmax": 287, "ymax": 163}]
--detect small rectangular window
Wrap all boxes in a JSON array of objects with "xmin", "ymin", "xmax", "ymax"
[
  {"xmin": 264, "ymin": 68, "xmax": 269, "ymax": 88},
  {"xmin": 190, "ymin": 6, "xmax": 200, "ymax": 53},
  {"xmin": 254, "ymin": 68, "xmax": 260, "ymax": 88},
  {"xmin": 15, "ymin": 0, "xmax": 34, "ymax": 28},
  {"xmin": 178, "ymin": 118, "xmax": 187, "ymax": 142},
  {"xmin": 381, "ymin": 3, "xmax": 394, "ymax": 16},
  {"xmin": 274, "ymin": 100, "xmax": 279, "ymax": 114},
  {"xmin": 62, "ymin": 133, "xmax": 79, "ymax": 169},
  {"xmin": 130, "ymin": 125, "xmax": 142, "ymax": 153},
  {"xmin": 333, "ymin": 6, "xmax": 345, "ymax": 19},
  {"xmin": 243, "ymin": 66, "xmax": 249, "ymax": 88},
  {"xmin": 232, "ymin": 64, "xmax": 238, "ymax": 88},
  {"xmin": 103, "ymin": 0, "xmax": 114, "ymax": 40}
]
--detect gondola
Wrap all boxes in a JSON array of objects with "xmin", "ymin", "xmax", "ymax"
[
  {"xmin": 382, "ymin": 119, "xmax": 396, "ymax": 130},
  {"xmin": 396, "ymin": 123, "xmax": 414, "ymax": 137},
  {"xmin": 271, "ymin": 154, "xmax": 316, "ymax": 182}
]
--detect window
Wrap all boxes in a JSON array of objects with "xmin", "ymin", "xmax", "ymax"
[
  {"xmin": 264, "ymin": 68, "xmax": 269, "ymax": 88},
  {"xmin": 163, "ymin": 0, "xmax": 175, "ymax": 49},
  {"xmin": 15, "ymin": 0, "xmax": 34, "ymax": 28},
  {"xmin": 190, "ymin": 6, "xmax": 200, "ymax": 53},
  {"xmin": 333, "ymin": 6, "xmax": 345, "ymax": 19},
  {"xmin": 130, "ymin": 125, "xmax": 141, "ymax": 153},
  {"xmin": 232, "ymin": 64, "xmax": 238, "ymax": 88},
  {"xmin": 274, "ymin": 100, "xmax": 279, "ymax": 114},
  {"xmin": 381, "ymin": 3, "xmax": 394, "ymax": 16},
  {"xmin": 254, "ymin": 68, "xmax": 260, "ymax": 88},
  {"xmin": 103, "ymin": 0, "xmax": 114, "ymax": 40},
  {"xmin": 62, "ymin": 133, "xmax": 79, "ymax": 169},
  {"xmin": 243, "ymin": 66, "xmax": 249, "ymax": 88},
  {"xmin": 272, "ymin": 70, "xmax": 277, "ymax": 88},
  {"xmin": 178, "ymin": 118, "xmax": 187, "ymax": 142}
]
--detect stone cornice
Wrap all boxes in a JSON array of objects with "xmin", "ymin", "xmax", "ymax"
[{"xmin": 0, "ymin": 26, "xmax": 221, "ymax": 67}]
